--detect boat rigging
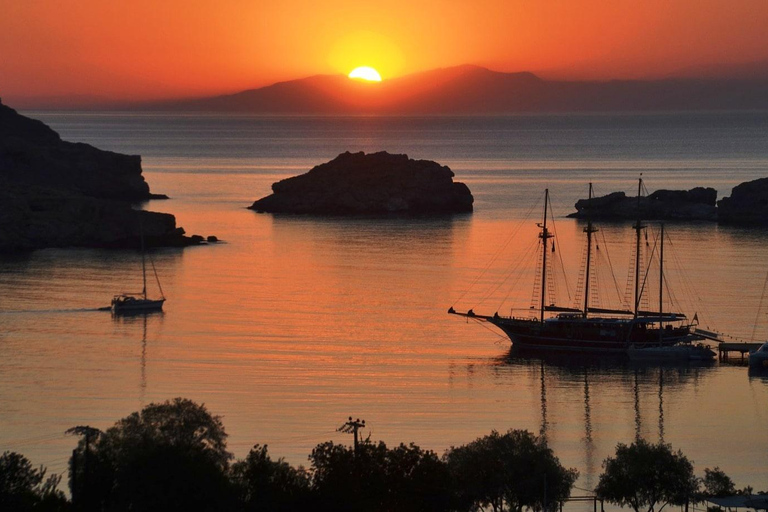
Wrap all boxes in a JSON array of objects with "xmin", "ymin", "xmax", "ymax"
[
  {"xmin": 111, "ymin": 222, "xmax": 166, "ymax": 314},
  {"xmin": 449, "ymin": 179, "xmax": 706, "ymax": 355}
]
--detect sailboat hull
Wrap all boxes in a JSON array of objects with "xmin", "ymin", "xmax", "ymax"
[{"xmin": 111, "ymin": 297, "xmax": 165, "ymax": 313}]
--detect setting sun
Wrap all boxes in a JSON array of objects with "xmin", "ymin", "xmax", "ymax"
[{"xmin": 348, "ymin": 66, "xmax": 382, "ymax": 82}]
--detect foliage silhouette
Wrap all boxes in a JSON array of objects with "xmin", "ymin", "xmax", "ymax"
[
  {"xmin": 310, "ymin": 439, "xmax": 450, "ymax": 512},
  {"xmin": 701, "ymin": 467, "xmax": 736, "ymax": 498},
  {"xmin": 0, "ymin": 451, "xmax": 68, "ymax": 511},
  {"xmin": 596, "ymin": 439, "xmax": 698, "ymax": 512},
  {"xmin": 68, "ymin": 397, "xmax": 233, "ymax": 512},
  {"xmin": 444, "ymin": 429, "xmax": 578, "ymax": 512},
  {"xmin": 230, "ymin": 444, "xmax": 311, "ymax": 511}
]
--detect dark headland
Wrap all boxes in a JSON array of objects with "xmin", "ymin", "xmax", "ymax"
[
  {"xmin": 569, "ymin": 181, "xmax": 768, "ymax": 224},
  {"xmin": 0, "ymin": 100, "xmax": 210, "ymax": 252},
  {"xmin": 249, "ymin": 151, "xmax": 473, "ymax": 215}
]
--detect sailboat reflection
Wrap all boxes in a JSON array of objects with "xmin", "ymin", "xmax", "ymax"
[{"xmin": 112, "ymin": 311, "xmax": 164, "ymax": 405}]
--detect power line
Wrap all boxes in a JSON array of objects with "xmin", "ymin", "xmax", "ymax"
[{"xmin": 337, "ymin": 417, "xmax": 365, "ymax": 455}]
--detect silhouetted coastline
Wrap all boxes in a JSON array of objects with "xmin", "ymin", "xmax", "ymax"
[
  {"xmin": 0, "ymin": 100, "xmax": 212, "ymax": 252},
  {"xmin": 569, "ymin": 181, "xmax": 768, "ymax": 224}
]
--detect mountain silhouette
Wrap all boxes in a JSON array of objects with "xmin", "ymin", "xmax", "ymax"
[{"xmin": 154, "ymin": 65, "xmax": 768, "ymax": 114}]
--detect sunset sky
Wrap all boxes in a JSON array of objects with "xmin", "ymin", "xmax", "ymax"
[{"xmin": 2, "ymin": 0, "xmax": 768, "ymax": 105}]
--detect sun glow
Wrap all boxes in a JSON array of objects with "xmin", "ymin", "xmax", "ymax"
[{"xmin": 348, "ymin": 66, "xmax": 382, "ymax": 82}]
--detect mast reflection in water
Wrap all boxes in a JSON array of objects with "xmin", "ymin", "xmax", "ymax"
[{"xmin": 496, "ymin": 349, "xmax": 713, "ymax": 490}]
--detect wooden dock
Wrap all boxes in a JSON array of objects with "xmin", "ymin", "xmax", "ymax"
[{"xmin": 718, "ymin": 342, "xmax": 762, "ymax": 361}]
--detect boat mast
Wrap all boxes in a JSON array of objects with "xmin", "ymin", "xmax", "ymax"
[
  {"xmin": 140, "ymin": 220, "xmax": 147, "ymax": 300},
  {"xmin": 583, "ymin": 183, "xmax": 598, "ymax": 318},
  {"xmin": 658, "ymin": 222, "xmax": 664, "ymax": 345},
  {"xmin": 633, "ymin": 177, "xmax": 645, "ymax": 318},
  {"xmin": 539, "ymin": 189, "xmax": 553, "ymax": 323}
]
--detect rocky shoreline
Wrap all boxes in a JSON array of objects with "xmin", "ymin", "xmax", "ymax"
[
  {"xmin": 249, "ymin": 151, "xmax": 473, "ymax": 215},
  {"xmin": 0, "ymin": 100, "xmax": 212, "ymax": 253},
  {"xmin": 569, "ymin": 180, "xmax": 768, "ymax": 224}
]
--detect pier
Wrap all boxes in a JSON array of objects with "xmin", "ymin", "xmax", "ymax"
[{"xmin": 717, "ymin": 342, "xmax": 762, "ymax": 361}]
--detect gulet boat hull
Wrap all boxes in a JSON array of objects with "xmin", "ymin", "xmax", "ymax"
[{"xmin": 488, "ymin": 315, "xmax": 695, "ymax": 354}]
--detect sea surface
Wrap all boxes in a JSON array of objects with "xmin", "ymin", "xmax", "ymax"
[{"xmin": 2, "ymin": 112, "xmax": 768, "ymax": 499}]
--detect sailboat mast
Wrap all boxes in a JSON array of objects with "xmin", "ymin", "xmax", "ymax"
[
  {"xmin": 140, "ymin": 221, "xmax": 147, "ymax": 300},
  {"xmin": 583, "ymin": 183, "xmax": 597, "ymax": 318},
  {"xmin": 633, "ymin": 177, "xmax": 644, "ymax": 318},
  {"xmin": 658, "ymin": 223, "xmax": 664, "ymax": 345},
  {"xmin": 540, "ymin": 189, "xmax": 550, "ymax": 323}
]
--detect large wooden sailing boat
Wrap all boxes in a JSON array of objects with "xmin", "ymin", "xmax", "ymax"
[{"xmin": 449, "ymin": 181, "xmax": 700, "ymax": 354}]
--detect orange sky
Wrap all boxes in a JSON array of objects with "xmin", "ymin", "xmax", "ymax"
[{"xmin": 2, "ymin": 0, "xmax": 768, "ymax": 105}]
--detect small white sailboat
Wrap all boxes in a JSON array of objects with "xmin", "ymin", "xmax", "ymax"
[{"xmin": 111, "ymin": 231, "xmax": 165, "ymax": 314}]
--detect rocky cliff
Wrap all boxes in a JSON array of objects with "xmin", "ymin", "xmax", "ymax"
[
  {"xmin": 718, "ymin": 177, "xmax": 768, "ymax": 225},
  {"xmin": 249, "ymin": 151, "xmax": 473, "ymax": 214},
  {"xmin": 0, "ymin": 102, "xmax": 163, "ymax": 201},
  {"xmin": 0, "ymin": 101, "xmax": 205, "ymax": 252},
  {"xmin": 569, "ymin": 187, "xmax": 718, "ymax": 221}
]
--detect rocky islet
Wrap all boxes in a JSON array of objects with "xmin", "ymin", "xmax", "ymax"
[{"xmin": 249, "ymin": 151, "xmax": 474, "ymax": 215}]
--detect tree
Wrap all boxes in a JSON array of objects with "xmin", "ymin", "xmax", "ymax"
[
  {"xmin": 309, "ymin": 438, "xmax": 450, "ymax": 512},
  {"xmin": 444, "ymin": 429, "xmax": 578, "ymax": 512},
  {"xmin": 0, "ymin": 451, "xmax": 68, "ymax": 512},
  {"xmin": 68, "ymin": 397, "xmax": 233, "ymax": 512},
  {"xmin": 384, "ymin": 442, "xmax": 451, "ymax": 512},
  {"xmin": 596, "ymin": 439, "xmax": 698, "ymax": 512},
  {"xmin": 66, "ymin": 425, "xmax": 102, "ymax": 511},
  {"xmin": 230, "ymin": 444, "xmax": 311, "ymax": 511},
  {"xmin": 701, "ymin": 467, "xmax": 736, "ymax": 498}
]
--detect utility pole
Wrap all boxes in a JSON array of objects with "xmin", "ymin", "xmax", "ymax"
[
  {"xmin": 337, "ymin": 417, "xmax": 366, "ymax": 455},
  {"xmin": 66, "ymin": 425, "xmax": 102, "ymax": 511}
]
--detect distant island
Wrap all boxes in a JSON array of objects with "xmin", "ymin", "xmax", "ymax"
[
  {"xmin": 249, "ymin": 151, "xmax": 473, "ymax": 215},
  {"xmin": 569, "ymin": 180, "xmax": 768, "ymax": 224},
  {"xmin": 148, "ymin": 65, "xmax": 768, "ymax": 115},
  {"xmin": 0, "ymin": 99, "xmax": 211, "ymax": 252}
]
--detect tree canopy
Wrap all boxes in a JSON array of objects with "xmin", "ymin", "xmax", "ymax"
[
  {"xmin": 596, "ymin": 439, "xmax": 698, "ymax": 512},
  {"xmin": 701, "ymin": 467, "xmax": 736, "ymax": 498},
  {"xmin": 230, "ymin": 444, "xmax": 311, "ymax": 512},
  {"xmin": 69, "ymin": 397, "xmax": 233, "ymax": 512},
  {"xmin": 444, "ymin": 429, "xmax": 578, "ymax": 512},
  {"xmin": 0, "ymin": 451, "xmax": 67, "ymax": 512},
  {"xmin": 309, "ymin": 439, "xmax": 451, "ymax": 512}
]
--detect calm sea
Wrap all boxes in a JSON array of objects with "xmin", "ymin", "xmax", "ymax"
[{"xmin": 2, "ymin": 112, "xmax": 768, "ymax": 498}]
